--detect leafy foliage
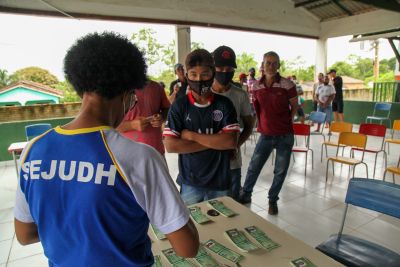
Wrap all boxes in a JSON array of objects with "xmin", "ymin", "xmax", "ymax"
[
  {"xmin": 10, "ymin": 66, "xmax": 59, "ymax": 87},
  {"xmin": 54, "ymin": 81, "xmax": 81, "ymax": 102},
  {"xmin": 0, "ymin": 68, "xmax": 11, "ymax": 88}
]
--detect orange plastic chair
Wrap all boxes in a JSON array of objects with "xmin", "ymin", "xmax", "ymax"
[
  {"xmin": 292, "ymin": 124, "xmax": 313, "ymax": 176},
  {"xmin": 384, "ymin": 119, "xmax": 400, "ymax": 154},
  {"xmin": 325, "ymin": 132, "xmax": 368, "ymax": 182},
  {"xmin": 321, "ymin": 121, "xmax": 353, "ymax": 161},
  {"xmin": 383, "ymin": 156, "xmax": 400, "ymax": 184}
]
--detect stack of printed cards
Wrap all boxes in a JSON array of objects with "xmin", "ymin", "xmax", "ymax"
[
  {"xmin": 224, "ymin": 228, "xmax": 259, "ymax": 252},
  {"xmin": 244, "ymin": 226, "xmax": 280, "ymax": 251},
  {"xmin": 189, "ymin": 206, "xmax": 212, "ymax": 224},
  {"xmin": 207, "ymin": 200, "xmax": 237, "ymax": 217},
  {"xmin": 290, "ymin": 257, "xmax": 317, "ymax": 267},
  {"xmin": 150, "ymin": 224, "xmax": 166, "ymax": 240},
  {"xmin": 162, "ymin": 248, "xmax": 195, "ymax": 267},
  {"xmin": 204, "ymin": 239, "xmax": 243, "ymax": 264}
]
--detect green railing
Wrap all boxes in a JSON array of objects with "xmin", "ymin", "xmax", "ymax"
[{"xmin": 372, "ymin": 82, "xmax": 400, "ymax": 102}]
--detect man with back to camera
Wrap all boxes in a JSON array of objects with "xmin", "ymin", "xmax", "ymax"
[
  {"xmin": 163, "ymin": 49, "xmax": 240, "ymax": 205},
  {"xmin": 13, "ymin": 32, "xmax": 199, "ymax": 267},
  {"xmin": 169, "ymin": 63, "xmax": 188, "ymax": 103},
  {"xmin": 239, "ymin": 51, "xmax": 298, "ymax": 215},
  {"xmin": 328, "ymin": 69, "xmax": 344, "ymax": 122},
  {"xmin": 211, "ymin": 45, "xmax": 255, "ymax": 202}
]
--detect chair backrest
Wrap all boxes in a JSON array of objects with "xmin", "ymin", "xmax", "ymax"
[
  {"xmin": 375, "ymin": 102, "xmax": 392, "ymax": 112},
  {"xmin": 359, "ymin": 123, "xmax": 386, "ymax": 138},
  {"xmin": 292, "ymin": 123, "xmax": 310, "ymax": 136},
  {"xmin": 338, "ymin": 132, "xmax": 367, "ymax": 149},
  {"xmin": 309, "ymin": 111, "xmax": 326, "ymax": 124},
  {"xmin": 346, "ymin": 178, "xmax": 400, "ymax": 219},
  {"xmin": 330, "ymin": 121, "xmax": 353, "ymax": 134},
  {"xmin": 393, "ymin": 120, "xmax": 400, "ymax": 131},
  {"xmin": 25, "ymin": 123, "xmax": 52, "ymax": 140}
]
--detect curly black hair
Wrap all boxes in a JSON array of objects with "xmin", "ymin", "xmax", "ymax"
[{"xmin": 64, "ymin": 32, "xmax": 147, "ymax": 99}]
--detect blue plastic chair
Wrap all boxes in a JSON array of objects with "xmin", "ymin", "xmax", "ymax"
[
  {"xmin": 316, "ymin": 178, "xmax": 400, "ymax": 267},
  {"xmin": 25, "ymin": 123, "xmax": 52, "ymax": 140},
  {"xmin": 366, "ymin": 102, "xmax": 392, "ymax": 128},
  {"xmin": 308, "ymin": 111, "xmax": 327, "ymax": 141}
]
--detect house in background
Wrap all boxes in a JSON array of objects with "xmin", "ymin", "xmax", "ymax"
[{"xmin": 0, "ymin": 80, "xmax": 63, "ymax": 106}]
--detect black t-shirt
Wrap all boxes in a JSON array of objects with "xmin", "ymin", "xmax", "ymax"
[
  {"xmin": 333, "ymin": 76, "xmax": 343, "ymax": 100},
  {"xmin": 169, "ymin": 79, "xmax": 188, "ymax": 100},
  {"xmin": 164, "ymin": 93, "xmax": 239, "ymax": 190}
]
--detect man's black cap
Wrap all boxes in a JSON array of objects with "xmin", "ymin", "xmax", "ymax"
[{"xmin": 212, "ymin": 46, "xmax": 237, "ymax": 68}]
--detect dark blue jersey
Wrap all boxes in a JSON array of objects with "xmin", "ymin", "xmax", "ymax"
[{"xmin": 163, "ymin": 92, "xmax": 239, "ymax": 190}]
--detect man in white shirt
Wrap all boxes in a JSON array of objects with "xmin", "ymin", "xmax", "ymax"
[{"xmin": 316, "ymin": 75, "xmax": 336, "ymax": 132}]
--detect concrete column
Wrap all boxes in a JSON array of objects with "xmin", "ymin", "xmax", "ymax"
[
  {"xmin": 315, "ymin": 38, "xmax": 327, "ymax": 80},
  {"xmin": 175, "ymin": 25, "xmax": 191, "ymax": 65}
]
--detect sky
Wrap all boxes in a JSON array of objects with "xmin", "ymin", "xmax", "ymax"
[{"xmin": 0, "ymin": 13, "xmax": 396, "ymax": 80}]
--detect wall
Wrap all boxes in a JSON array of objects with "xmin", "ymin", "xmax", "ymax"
[
  {"xmin": 303, "ymin": 100, "xmax": 400, "ymax": 126},
  {"xmin": 303, "ymin": 88, "xmax": 371, "ymax": 101},
  {"xmin": 0, "ymin": 117, "xmax": 73, "ymax": 161},
  {"xmin": 0, "ymin": 102, "xmax": 81, "ymax": 122},
  {"xmin": 0, "ymin": 87, "xmax": 60, "ymax": 105}
]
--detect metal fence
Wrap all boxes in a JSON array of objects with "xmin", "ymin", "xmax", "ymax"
[{"xmin": 372, "ymin": 82, "xmax": 400, "ymax": 102}]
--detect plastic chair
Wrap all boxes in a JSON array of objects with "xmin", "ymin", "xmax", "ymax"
[
  {"xmin": 365, "ymin": 102, "xmax": 392, "ymax": 128},
  {"xmin": 316, "ymin": 178, "xmax": 400, "ymax": 267},
  {"xmin": 25, "ymin": 123, "xmax": 52, "ymax": 140},
  {"xmin": 320, "ymin": 121, "xmax": 353, "ymax": 162},
  {"xmin": 307, "ymin": 111, "xmax": 326, "ymax": 141},
  {"xmin": 352, "ymin": 123, "xmax": 387, "ymax": 178},
  {"xmin": 383, "ymin": 156, "xmax": 400, "ymax": 184},
  {"xmin": 292, "ymin": 124, "xmax": 313, "ymax": 176},
  {"xmin": 325, "ymin": 132, "xmax": 368, "ymax": 182},
  {"xmin": 384, "ymin": 119, "xmax": 400, "ymax": 155}
]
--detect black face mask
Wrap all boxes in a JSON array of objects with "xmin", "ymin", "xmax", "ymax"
[
  {"xmin": 215, "ymin": 71, "xmax": 234, "ymax": 86},
  {"xmin": 187, "ymin": 77, "xmax": 214, "ymax": 96}
]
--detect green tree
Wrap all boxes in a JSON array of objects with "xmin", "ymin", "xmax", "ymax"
[
  {"xmin": 236, "ymin": 52, "xmax": 257, "ymax": 75},
  {"xmin": 380, "ymin": 57, "xmax": 396, "ymax": 73},
  {"xmin": 10, "ymin": 66, "xmax": 59, "ymax": 87},
  {"xmin": 329, "ymin": 61, "xmax": 355, "ymax": 77},
  {"xmin": 55, "ymin": 81, "xmax": 81, "ymax": 103},
  {"xmin": 131, "ymin": 28, "xmax": 164, "ymax": 66},
  {"xmin": 0, "ymin": 69, "xmax": 11, "ymax": 88},
  {"xmin": 191, "ymin": 41, "xmax": 204, "ymax": 51}
]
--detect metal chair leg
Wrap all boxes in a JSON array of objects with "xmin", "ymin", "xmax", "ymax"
[
  {"xmin": 383, "ymin": 170, "xmax": 387, "ymax": 181},
  {"xmin": 373, "ymin": 153, "xmax": 378, "ymax": 178},
  {"xmin": 326, "ymin": 159, "xmax": 330, "ymax": 182}
]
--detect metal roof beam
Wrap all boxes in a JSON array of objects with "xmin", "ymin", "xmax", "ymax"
[
  {"xmin": 388, "ymin": 38, "xmax": 400, "ymax": 70},
  {"xmin": 331, "ymin": 0, "xmax": 353, "ymax": 16},
  {"xmin": 354, "ymin": 0, "xmax": 400, "ymax": 13},
  {"xmin": 294, "ymin": 0, "xmax": 320, "ymax": 8}
]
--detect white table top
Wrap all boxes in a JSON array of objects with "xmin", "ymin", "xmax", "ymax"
[
  {"xmin": 7, "ymin": 141, "xmax": 28, "ymax": 153},
  {"xmin": 150, "ymin": 196, "xmax": 343, "ymax": 267}
]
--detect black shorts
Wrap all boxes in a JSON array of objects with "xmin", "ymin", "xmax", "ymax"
[
  {"xmin": 332, "ymin": 99, "xmax": 344, "ymax": 113},
  {"xmin": 297, "ymin": 107, "xmax": 305, "ymax": 117},
  {"xmin": 313, "ymin": 101, "xmax": 318, "ymax": 111}
]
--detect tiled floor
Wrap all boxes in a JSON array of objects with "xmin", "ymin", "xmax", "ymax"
[{"xmin": 1, "ymin": 125, "xmax": 400, "ymax": 266}]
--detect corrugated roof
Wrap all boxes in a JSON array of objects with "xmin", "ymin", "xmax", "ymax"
[{"xmin": 293, "ymin": 0, "xmax": 377, "ymax": 21}]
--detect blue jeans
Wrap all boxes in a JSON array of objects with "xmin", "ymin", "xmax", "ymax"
[
  {"xmin": 229, "ymin": 168, "xmax": 242, "ymax": 202},
  {"xmin": 243, "ymin": 134, "xmax": 294, "ymax": 202},
  {"xmin": 180, "ymin": 184, "xmax": 229, "ymax": 205},
  {"xmin": 318, "ymin": 105, "xmax": 333, "ymax": 123}
]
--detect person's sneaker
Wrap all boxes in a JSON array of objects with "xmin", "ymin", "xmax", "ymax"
[
  {"xmin": 268, "ymin": 202, "xmax": 278, "ymax": 215},
  {"xmin": 238, "ymin": 191, "xmax": 252, "ymax": 204}
]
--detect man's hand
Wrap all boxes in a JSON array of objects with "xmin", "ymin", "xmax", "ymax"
[
  {"xmin": 132, "ymin": 117, "xmax": 150, "ymax": 132},
  {"xmin": 181, "ymin": 129, "xmax": 194, "ymax": 141},
  {"xmin": 174, "ymin": 84, "xmax": 180, "ymax": 94},
  {"xmin": 150, "ymin": 114, "xmax": 163, "ymax": 128}
]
